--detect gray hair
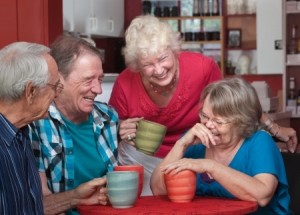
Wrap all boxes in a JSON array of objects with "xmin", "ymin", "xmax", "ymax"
[
  {"xmin": 0, "ymin": 42, "xmax": 50, "ymax": 101},
  {"xmin": 122, "ymin": 15, "xmax": 181, "ymax": 71},
  {"xmin": 50, "ymin": 35, "xmax": 102, "ymax": 79},
  {"xmin": 201, "ymin": 78, "xmax": 263, "ymax": 138}
]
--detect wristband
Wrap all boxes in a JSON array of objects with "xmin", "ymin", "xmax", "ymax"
[{"xmin": 264, "ymin": 119, "xmax": 274, "ymax": 129}]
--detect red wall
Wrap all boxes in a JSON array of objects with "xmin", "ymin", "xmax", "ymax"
[
  {"xmin": 0, "ymin": 0, "xmax": 18, "ymax": 47},
  {"xmin": 0, "ymin": 0, "xmax": 62, "ymax": 48},
  {"xmin": 124, "ymin": 0, "xmax": 141, "ymax": 30},
  {"xmin": 226, "ymin": 74, "xmax": 282, "ymax": 97}
]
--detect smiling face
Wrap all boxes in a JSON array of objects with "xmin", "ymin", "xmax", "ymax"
[
  {"xmin": 139, "ymin": 49, "xmax": 178, "ymax": 88},
  {"xmin": 56, "ymin": 53, "xmax": 103, "ymax": 123},
  {"xmin": 201, "ymin": 96, "xmax": 240, "ymax": 147}
]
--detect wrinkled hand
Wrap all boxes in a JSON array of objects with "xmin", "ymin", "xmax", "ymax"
[
  {"xmin": 161, "ymin": 158, "xmax": 209, "ymax": 175},
  {"xmin": 177, "ymin": 123, "xmax": 217, "ymax": 148},
  {"xmin": 119, "ymin": 117, "xmax": 143, "ymax": 146},
  {"xmin": 275, "ymin": 126, "xmax": 298, "ymax": 153},
  {"xmin": 74, "ymin": 177, "xmax": 108, "ymax": 206}
]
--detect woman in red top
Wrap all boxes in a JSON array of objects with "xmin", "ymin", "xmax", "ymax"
[{"xmin": 109, "ymin": 15, "xmax": 222, "ymax": 158}]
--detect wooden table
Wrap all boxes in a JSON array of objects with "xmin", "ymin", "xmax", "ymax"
[{"xmin": 77, "ymin": 196, "xmax": 258, "ymax": 215}]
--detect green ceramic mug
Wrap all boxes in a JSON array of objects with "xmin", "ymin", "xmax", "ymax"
[
  {"xmin": 107, "ymin": 171, "xmax": 139, "ymax": 208},
  {"xmin": 135, "ymin": 119, "xmax": 167, "ymax": 155}
]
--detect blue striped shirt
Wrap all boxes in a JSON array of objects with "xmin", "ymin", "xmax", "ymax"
[
  {"xmin": 29, "ymin": 102, "xmax": 119, "ymax": 193},
  {"xmin": 0, "ymin": 114, "xmax": 43, "ymax": 215}
]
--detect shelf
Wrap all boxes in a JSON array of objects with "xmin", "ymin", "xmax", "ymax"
[
  {"xmin": 227, "ymin": 40, "xmax": 256, "ymax": 50},
  {"xmin": 286, "ymin": 64, "xmax": 300, "ymax": 67},
  {"xmin": 285, "ymin": 0, "xmax": 300, "ymax": 118},
  {"xmin": 226, "ymin": 14, "xmax": 256, "ymax": 18},
  {"xmin": 226, "ymin": 15, "xmax": 256, "ymax": 49},
  {"xmin": 227, "ymin": 47, "xmax": 256, "ymax": 51},
  {"xmin": 286, "ymin": 10, "xmax": 300, "ymax": 14},
  {"xmin": 158, "ymin": 16, "xmax": 222, "ymax": 21},
  {"xmin": 291, "ymin": 114, "xmax": 300, "ymax": 118},
  {"xmin": 183, "ymin": 40, "xmax": 221, "ymax": 45},
  {"xmin": 286, "ymin": 1, "xmax": 300, "ymax": 14},
  {"xmin": 142, "ymin": 1, "xmax": 225, "ymax": 74},
  {"xmin": 286, "ymin": 65, "xmax": 300, "ymax": 67},
  {"xmin": 287, "ymin": 54, "xmax": 300, "ymax": 66},
  {"xmin": 227, "ymin": 48, "xmax": 256, "ymax": 51}
]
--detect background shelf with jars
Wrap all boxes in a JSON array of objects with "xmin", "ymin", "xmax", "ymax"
[
  {"xmin": 140, "ymin": 0, "xmax": 283, "ymax": 77},
  {"xmin": 284, "ymin": 0, "xmax": 300, "ymax": 118},
  {"xmin": 142, "ymin": 0, "xmax": 225, "ymax": 74}
]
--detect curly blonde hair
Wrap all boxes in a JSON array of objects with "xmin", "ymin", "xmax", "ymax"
[{"xmin": 122, "ymin": 15, "xmax": 181, "ymax": 71}]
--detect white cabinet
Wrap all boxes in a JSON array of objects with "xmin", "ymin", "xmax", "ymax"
[
  {"xmin": 256, "ymin": 0, "xmax": 284, "ymax": 74},
  {"xmin": 63, "ymin": 0, "xmax": 124, "ymax": 37}
]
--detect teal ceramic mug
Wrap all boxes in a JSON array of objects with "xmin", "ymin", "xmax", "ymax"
[
  {"xmin": 106, "ymin": 171, "xmax": 139, "ymax": 208},
  {"xmin": 135, "ymin": 119, "xmax": 167, "ymax": 155}
]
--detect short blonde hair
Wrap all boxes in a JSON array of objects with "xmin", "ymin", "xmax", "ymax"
[{"xmin": 123, "ymin": 15, "xmax": 181, "ymax": 71}]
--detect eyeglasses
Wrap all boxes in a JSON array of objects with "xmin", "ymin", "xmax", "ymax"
[
  {"xmin": 199, "ymin": 111, "xmax": 230, "ymax": 127},
  {"xmin": 47, "ymin": 80, "xmax": 64, "ymax": 95}
]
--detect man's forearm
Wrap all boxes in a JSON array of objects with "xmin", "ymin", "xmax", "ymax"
[{"xmin": 43, "ymin": 190, "xmax": 78, "ymax": 215}]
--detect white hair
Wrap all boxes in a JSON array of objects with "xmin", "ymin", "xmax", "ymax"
[
  {"xmin": 123, "ymin": 15, "xmax": 181, "ymax": 71},
  {"xmin": 0, "ymin": 42, "xmax": 50, "ymax": 101}
]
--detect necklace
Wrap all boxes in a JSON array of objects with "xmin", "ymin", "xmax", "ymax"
[{"xmin": 149, "ymin": 76, "xmax": 177, "ymax": 97}]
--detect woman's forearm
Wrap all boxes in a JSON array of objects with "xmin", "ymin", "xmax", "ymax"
[
  {"xmin": 150, "ymin": 140, "xmax": 187, "ymax": 195},
  {"xmin": 208, "ymin": 161, "xmax": 277, "ymax": 206}
]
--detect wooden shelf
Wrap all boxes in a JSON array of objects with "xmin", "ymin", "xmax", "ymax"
[
  {"xmin": 158, "ymin": 13, "xmax": 225, "ymax": 74},
  {"xmin": 227, "ymin": 41, "xmax": 256, "ymax": 50},
  {"xmin": 138, "ymin": 1, "xmax": 226, "ymax": 74},
  {"xmin": 226, "ymin": 14, "xmax": 256, "ymax": 18},
  {"xmin": 224, "ymin": 5, "xmax": 257, "ymax": 75},
  {"xmin": 183, "ymin": 40, "xmax": 222, "ymax": 45},
  {"xmin": 159, "ymin": 16, "xmax": 222, "ymax": 21},
  {"xmin": 286, "ymin": 10, "xmax": 300, "ymax": 14},
  {"xmin": 286, "ymin": 1, "xmax": 300, "ymax": 14},
  {"xmin": 284, "ymin": 2, "xmax": 300, "ymax": 144},
  {"xmin": 287, "ymin": 54, "xmax": 300, "ymax": 66}
]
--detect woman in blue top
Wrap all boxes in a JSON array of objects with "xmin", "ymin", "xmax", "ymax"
[{"xmin": 151, "ymin": 78, "xmax": 291, "ymax": 214}]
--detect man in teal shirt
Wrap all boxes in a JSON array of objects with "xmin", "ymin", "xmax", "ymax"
[{"xmin": 30, "ymin": 36, "xmax": 118, "ymax": 215}]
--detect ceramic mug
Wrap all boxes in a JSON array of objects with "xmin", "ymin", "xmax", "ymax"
[
  {"xmin": 135, "ymin": 119, "xmax": 167, "ymax": 155},
  {"xmin": 114, "ymin": 165, "xmax": 144, "ymax": 198},
  {"xmin": 164, "ymin": 169, "xmax": 196, "ymax": 203},
  {"xmin": 106, "ymin": 171, "xmax": 139, "ymax": 208}
]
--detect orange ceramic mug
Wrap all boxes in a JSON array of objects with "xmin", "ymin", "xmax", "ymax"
[
  {"xmin": 114, "ymin": 165, "xmax": 144, "ymax": 197},
  {"xmin": 164, "ymin": 169, "xmax": 196, "ymax": 203}
]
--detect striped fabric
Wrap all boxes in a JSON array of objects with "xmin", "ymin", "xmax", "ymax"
[{"xmin": 0, "ymin": 114, "xmax": 43, "ymax": 215}]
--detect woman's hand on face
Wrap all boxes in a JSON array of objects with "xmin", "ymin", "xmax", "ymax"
[
  {"xmin": 119, "ymin": 117, "xmax": 143, "ymax": 146},
  {"xmin": 178, "ymin": 123, "xmax": 217, "ymax": 149}
]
